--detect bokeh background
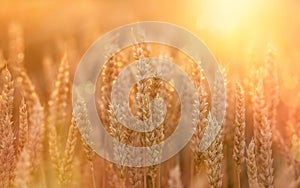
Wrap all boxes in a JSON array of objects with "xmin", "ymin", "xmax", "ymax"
[{"xmin": 0, "ymin": 0, "xmax": 299, "ymax": 106}]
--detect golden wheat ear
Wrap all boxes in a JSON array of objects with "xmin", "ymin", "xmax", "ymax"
[
  {"xmin": 246, "ymin": 138, "xmax": 259, "ymax": 188},
  {"xmin": 17, "ymin": 97, "xmax": 29, "ymax": 154},
  {"xmin": 59, "ymin": 114, "xmax": 79, "ymax": 186},
  {"xmin": 233, "ymin": 82, "xmax": 246, "ymax": 188},
  {"xmin": 0, "ymin": 68, "xmax": 16, "ymax": 188},
  {"xmin": 73, "ymin": 95, "xmax": 96, "ymax": 188},
  {"xmin": 204, "ymin": 116, "xmax": 224, "ymax": 188},
  {"xmin": 253, "ymin": 80, "xmax": 274, "ymax": 187},
  {"xmin": 46, "ymin": 53, "xmax": 70, "ymax": 176}
]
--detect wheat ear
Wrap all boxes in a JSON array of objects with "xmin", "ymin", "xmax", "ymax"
[
  {"xmin": 144, "ymin": 74, "xmax": 165, "ymax": 188},
  {"xmin": 0, "ymin": 68, "xmax": 16, "ymax": 188},
  {"xmin": 47, "ymin": 54, "xmax": 70, "ymax": 175},
  {"xmin": 27, "ymin": 94, "xmax": 45, "ymax": 174},
  {"xmin": 74, "ymin": 96, "xmax": 96, "ymax": 188},
  {"xmin": 253, "ymin": 80, "xmax": 274, "ymax": 187},
  {"xmin": 109, "ymin": 103, "xmax": 129, "ymax": 186},
  {"xmin": 212, "ymin": 69, "xmax": 226, "ymax": 123},
  {"xmin": 204, "ymin": 116, "xmax": 223, "ymax": 188},
  {"xmin": 190, "ymin": 72, "xmax": 209, "ymax": 173},
  {"xmin": 233, "ymin": 83, "xmax": 246, "ymax": 187},
  {"xmin": 14, "ymin": 97, "xmax": 45, "ymax": 187},
  {"xmin": 15, "ymin": 66, "xmax": 45, "ymax": 185},
  {"xmin": 128, "ymin": 45, "xmax": 151, "ymax": 188},
  {"xmin": 59, "ymin": 114, "xmax": 79, "ymax": 186},
  {"xmin": 14, "ymin": 99, "xmax": 29, "ymax": 188},
  {"xmin": 246, "ymin": 138, "xmax": 259, "ymax": 188},
  {"xmin": 17, "ymin": 98, "xmax": 29, "ymax": 154}
]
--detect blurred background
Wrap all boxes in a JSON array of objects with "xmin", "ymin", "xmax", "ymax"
[{"xmin": 0, "ymin": 0, "xmax": 299, "ymax": 107}]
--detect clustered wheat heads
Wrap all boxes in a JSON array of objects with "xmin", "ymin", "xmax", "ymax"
[
  {"xmin": 127, "ymin": 45, "xmax": 151, "ymax": 188},
  {"xmin": 0, "ymin": 22, "xmax": 299, "ymax": 188},
  {"xmin": 145, "ymin": 75, "xmax": 165, "ymax": 188},
  {"xmin": 109, "ymin": 103, "xmax": 130, "ymax": 186}
]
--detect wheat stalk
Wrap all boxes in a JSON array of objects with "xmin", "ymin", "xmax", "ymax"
[
  {"xmin": 47, "ymin": 54, "xmax": 70, "ymax": 176},
  {"xmin": 246, "ymin": 138, "xmax": 259, "ymax": 188},
  {"xmin": 0, "ymin": 68, "xmax": 16, "ymax": 188},
  {"xmin": 233, "ymin": 83, "xmax": 246, "ymax": 187},
  {"xmin": 14, "ymin": 71, "xmax": 44, "ymax": 188},
  {"xmin": 108, "ymin": 103, "xmax": 129, "ymax": 188},
  {"xmin": 1, "ymin": 22, "xmax": 298, "ymax": 188},
  {"xmin": 204, "ymin": 116, "xmax": 223, "ymax": 188},
  {"xmin": 144, "ymin": 74, "xmax": 166, "ymax": 188},
  {"xmin": 212, "ymin": 69, "xmax": 226, "ymax": 123},
  {"xmin": 14, "ymin": 98, "xmax": 32, "ymax": 188},
  {"xmin": 128, "ymin": 45, "xmax": 152, "ymax": 188},
  {"xmin": 168, "ymin": 165, "xmax": 183, "ymax": 188},
  {"xmin": 27, "ymin": 94, "xmax": 45, "ymax": 175},
  {"xmin": 19, "ymin": 63, "xmax": 46, "ymax": 169},
  {"xmin": 190, "ymin": 69, "xmax": 209, "ymax": 173},
  {"xmin": 73, "ymin": 96, "xmax": 96, "ymax": 188},
  {"xmin": 59, "ymin": 114, "xmax": 79, "ymax": 186},
  {"xmin": 47, "ymin": 53, "xmax": 70, "ymax": 127},
  {"xmin": 17, "ymin": 98, "xmax": 29, "ymax": 154},
  {"xmin": 128, "ymin": 167, "xmax": 143, "ymax": 188},
  {"xmin": 14, "ymin": 99, "xmax": 45, "ymax": 187},
  {"xmin": 253, "ymin": 80, "xmax": 274, "ymax": 187},
  {"xmin": 13, "ymin": 145, "xmax": 31, "ymax": 188},
  {"xmin": 75, "ymin": 100, "xmax": 95, "ymax": 161},
  {"xmin": 0, "ymin": 68, "xmax": 14, "ymax": 120},
  {"xmin": 47, "ymin": 121, "xmax": 60, "ymax": 177},
  {"xmin": 12, "ymin": 39, "xmax": 47, "ymax": 175},
  {"xmin": 98, "ymin": 42, "xmax": 120, "ymax": 124},
  {"xmin": 109, "ymin": 103, "xmax": 130, "ymax": 185},
  {"xmin": 15, "ymin": 64, "xmax": 46, "ymax": 185},
  {"xmin": 202, "ymin": 69, "xmax": 225, "ymax": 188}
]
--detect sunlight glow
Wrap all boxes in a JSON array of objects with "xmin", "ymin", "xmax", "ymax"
[{"xmin": 197, "ymin": 0, "xmax": 261, "ymax": 32}]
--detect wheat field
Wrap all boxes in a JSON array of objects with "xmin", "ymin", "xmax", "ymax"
[{"xmin": 0, "ymin": 1, "xmax": 300, "ymax": 188}]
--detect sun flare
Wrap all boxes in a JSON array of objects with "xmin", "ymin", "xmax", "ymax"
[{"xmin": 197, "ymin": 0, "xmax": 262, "ymax": 32}]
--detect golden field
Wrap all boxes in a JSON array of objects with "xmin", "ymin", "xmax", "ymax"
[{"xmin": 0, "ymin": 0, "xmax": 300, "ymax": 187}]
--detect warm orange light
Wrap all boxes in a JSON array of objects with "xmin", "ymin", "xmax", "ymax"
[{"xmin": 197, "ymin": 0, "xmax": 261, "ymax": 32}]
